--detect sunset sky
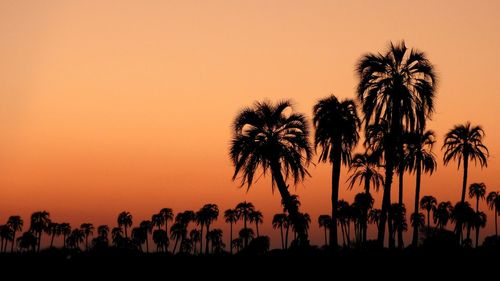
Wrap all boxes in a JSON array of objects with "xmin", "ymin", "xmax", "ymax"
[{"xmin": 1, "ymin": 0, "xmax": 500, "ymax": 247}]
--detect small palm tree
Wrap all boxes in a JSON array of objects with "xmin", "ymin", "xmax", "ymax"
[
  {"xmin": 353, "ymin": 192, "xmax": 374, "ymax": 243},
  {"xmin": 451, "ymin": 201, "xmax": 474, "ymax": 243},
  {"xmin": 230, "ymin": 101, "xmax": 312, "ymax": 247},
  {"xmin": 6, "ymin": 216, "xmax": 23, "ymax": 253},
  {"xmin": 139, "ymin": 220, "xmax": 153, "ymax": 253},
  {"xmin": 318, "ymin": 215, "xmax": 332, "ymax": 247},
  {"xmin": 368, "ymin": 209, "xmax": 382, "ymax": 229},
  {"xmin": 238, "ymin": 228, "xmax": 254, "ymax": 245},
  {"xmin": 231, "ymin": 238, "xmax": 243, "ymax": 253},
  {"xmin": 17, "ymin": 231, "xmax": 37, "ymax": 252},
  {"xmin": 442, "ymin": 123, "xmax": 489, "ymax": 203},
  {"xmin": 235, "ymin": 201, "xmax": 255, "ymax": 247},
  {"xmin": 97, "ymin": 225, "xmax": 109, "ymax": 239},
  {"xmin": 80, "ymin": 223, "xmax": 94, "ymax": 251},
  {"xmin": 30, "ymin": 211, "xmax": 51, "ymax": 252},
  {"xmin": 469, "ymin": 182, "xmax": 486, "ymax": 212},
  {"xmin": 59, "ymin": 223, "xmax": 71, "ymax": 248},
  {"xmin": 196, "ymin": 204, "xmax": 219, "ymax": 254},
  {"xmin": 272, "ymin": 213, "xmax": 288, "ymax": 250},
  {"xmin": 159, "ymin": 208, "xmax": 174, "ymax": 242},
  {"xmin": 152, "ymin": 229, "xmax": 168, "ymax": 252},
  {"xmin": 313, "ymin": 95, "xmax": 360, "ymax": 248},
  {"xmin": 473, "ymin": 211, "xmax": 487, "ymax": 247},
  {"xmin": 151, "ymin": 214, "xmax": 164, "ymax": 231},
  {"xmin": 111, "ymin": 227, "xmax": 124, "ymax": 247},
  {"xmin": 348, "ymin": 152, "xmax": 384, "ymax": 194},
  {"xmin": 249, "ymin": 210, "xmax": 263, "ymax": 237},
  {"xmin": 190, "ymin": 229, "xmax": 201, "ymax": 255},
  {"xmin": 117, "ymin": 211, "xmax": 133, "ymax": 238},
  {"xmin": 486, "ymin": 191, "xmax": 500, "ymax": 237},
  {"xmin": 434, "ymin": 201, "xmax": 453, "ymax": 230},
  {"xmin": 131, "ymin": 227, "xmax": 146, "ymax": 251},
  {"xmin": 420, "ymin": 195, "xmax": 437, "ymax": 230},
  {"xmin": 0, "ymin": 225, "xmax": 13, "ymax": 252},
  {"xmin": 224, "ymin": 209, "xmax": 239, "ymax": 254},
  {"xmin": 47, "ymin": 222, "xmax": 60, "ymax": 248}
]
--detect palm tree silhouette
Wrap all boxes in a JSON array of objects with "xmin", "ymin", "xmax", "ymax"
[
  {"xmin": 152, "ymin": 229, "xmax": 168, "ymax": 252},
  {"xmin": 318, "ymin": 215, "xmax": 332, "ymax": 247},
  {"xmin": 353, "ymin": 192, "xmax": 374, "ymax": 243},
  {"xmin": 230, "ymin": 101, "xmax": 312, "ymax": 246},
  {"xmin": 189, "ymin": 229, "xmax": 201, "ymax": 255},
  {"xmin": 434, "ymin": 201, "xmax": 453, "ymax": 230},
  {"xmin": 272, "ymin": 213, "xmax": 288, "ymax": 250},
  {"xmin": 313, "ymin": 95, "xmax": 360, "ymax": 248},
  {"xmin": 196, "ymin": 204, "xmax": 219, "ymax": 254},
  {"xmin": 357, "ymin": 41, "xmax": 437, "ymax": 247},
  {"xmin": 17, "ymin": 231, "xmax": 37, "ymax": 252},
  {"xmin": 68, "ymin": 228, "xmax": 85, "ymax": 250},
  {"xmin": 442, "ymin": 123, "xmax": 489, "ymax": 203},
  {"xmin": 486, "ymin": 191, "xmax": 500, "ymax": 236},
  {"xmin": 406, "ymin": 130, "xmax": 437, "ymax": 246},
  {"xmin": 112, "ymin": 227, "xmax": 124, "ymax": 247},
  {"xmin": 151, "ymin": 213, "xmax": 164, "ymax": 231},
  {"xmin": 337, "ymin": 200, "xmax": 351, "ymax": 246},
  {"xmin": 235, "ymin": 201, "xmax": 255, "ymax": 247},
  {"xmin": 6, "ymin": 216, "xmax": 23, "ymax": 252},
  {"xmin": 139, "ymin": 220, "xmax": 153, "ymax": 253},
  {"xmin": 231, "ymin": 238, "xmax": 243, "ymax": 253},
  {"xmin": 410, "ymin": 212, "xmax": 425, "ymax": 238},
  {"xmin": 117, "ymin": 211, "xmax": 133, "ymax": 239},
  {"xmin": 473, "ymin": 211, "xmax": 487, "ymax": 247},
  {"xmin": 0, "ymin": 225, "xmax": 13, "ymax": 252},
  {"xmin": 388, "ymin": 203, "xmax": 407, "ymax": 247},
  {"xmin": 451, "ymin": 201, "xmax": 474, "ymax": 243},
  {"xmin": 348, "ymin": 152, "xmax": 384, "ymax": 195},
  {"xmin": 159, "ymin": 208, "xmax": 174, "ymax": 246},
  {"xmin": 47, "ymin": 222, "xmax": 59, "ymax": 248},
  {"xmin": 80, "ymin": 223, "xmax": 94, "ymax": 251},
  {"xmin": 224, "ymin": 209, "xmax": 239, "ymax": 254},
  {"xmin": 59, "ymin": 223, "xmax": 71, "ymax": 248},
  {"xmin": 131, "ymin": 227, "xmax": 145, "ymax": 251},
  {"xmin": 207, "ymin": 228, "xmax": 224, "ymax": 254},
  {"xmin": 469, "ymin": 182, "xmax": 486, "ymax": 212},
  {"xmin": 97, "ymin": 225, "xmax": 109, "ymax": 239},
  {"xmin": 420, "ymin": 195, "xmax": 437, "ymax": 230},
  {"xmin": 238, "ymin": 228, "xmax": 254, "ymax": 245},
  {"xmin": 249, "ymin": 210, "xmax": 263, "ymax": 237},
  {"xmin": 369, "ymin": 209, "xmax": 382, "ymax": 229},
  {"xmin": 30, "ymin": 211, "xmax": 51, "ymax": 252}
]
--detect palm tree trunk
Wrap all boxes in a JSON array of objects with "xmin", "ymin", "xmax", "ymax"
[
  {"xmin": 280, "ymin": 225, "xmax": 284, "ymax": 250},
  {"xmin": 229, "ymin": 222, "xmax": 233, "ymax": 254},
  {"xmin": 256, "ymin": 222, "xmax": 260, "ymax": 237},
  {"xmin": 461, "ymin": 155, "xmax": 469, "ymax": 203},
  {"xmin": 324, "ymin": 226, "xmax": 328, "ymax": 246},
  {"xmin": 243, "ymin": 217, "xmax": 248, "ymax": 248},
  {"xmin": 37, "ymin": 232, "xmax": 42, "ymax": 252},
  {"xmin": 145, "ymin": 233, "xmax": 149, "ymax": 253},
  {"xmin": 124, "ymin": 226, "xmax": 128, "ymax": 239},
  {"xmin": 285, "ymin": 224, "xmax": 289, "ymax": 249},
  {"xmin": 330, "ymin": 142, "xmax": 342, "ymax": 248},
  {"xmin": 205, "ymin": 224, "xmax": 210, "ymax": 254},
  {"xmin": 199, "ymin": 224, "xmax": 204, "ymax": 254},
  {"xmin": 173, "ymin": 238, "xmax": 179, "ymax": 254},
  {"xmin": 270, "ymin": 160, "xmax": 309, "ymax": 247},
  {"xmin": 475, "ymin": 226, "xmax": 480, "ymax": 248},
  {"xmin": 397, "ymin": 167, "xmax": 404, "ymax": 248},
  {"xmin": 11, "ymin": 231, "xmax": 17, "ymax": 253},
  {"xmin": 50, "ymin": 233, "xmax": 55, "ymax": 248},
  {"xmin": 495, "ymin": 210, "xmax": 498, "ymax": 237},
  {"xmin": 85, "ymin": 236, "xmax": 89, "ymax": 251},
  {"xmin": 476, "ymin": 197, "xmax": 479, "ymax": 212},
  {"xmin": 412, "ymin": 161, "xmax": 422, "ymax": 246}
]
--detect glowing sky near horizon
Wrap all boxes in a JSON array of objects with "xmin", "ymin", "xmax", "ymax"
[{"xmin": 1, "ymin": 0, "xmax": 500, "ymax": 247}]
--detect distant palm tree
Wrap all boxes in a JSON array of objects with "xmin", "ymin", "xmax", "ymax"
[
  {"xmin": 249, "ymin": 210, "xmax": 263, "ymax": 237},
  {"xmin": 434, "ymin": 201, "xmax": 453, "ymax": 230},
  {"xmin": 451, "ymin": 201, "xmax": 474, "ymax": 243},
  {"xmin": 353, "ymin": 192, "xmax": 374, "ymax": 243},
  {"xmin": 420, "ymin": 195, "xmax": 437, "ymax": 230},
  {"xmin": 486, "ymin": 191, "xmax": 500, "ymax": 236},
  {"xmin": 17, "ymin": 231, "xmax": 37, "ymax": 252},
  {"xmin": 406, "ymin": 130, "xmax": 437, "ymax": 246},
  {"xmin": 112, "ymin": 227, "xmax": 124, "ymax": 247},
  {"xmin": 68, "ymin": 228, "xmax": 85, "ymax": 249},
  {"xmin": 30, "ymin": 211, "xmax": 51, "ymax": 252},
  {"xmin": 318, "ymin": 215, "xmax": 332, "ymax": 246},
  {"xmin": 131, "ymin": 227, "xmax": 145, "ymax": 251},
  {"xmin": 442, "ymin": 123, "xmax": 489, "ymax": 203},
  {"xmin": 337, "ymin": 200, "xmax": 351, "ymax": 246},
  {"xmin": 473, "ymin": 211, "xmax": 487, "ymax": 247},
  {"xmin": 151, "ymin": 214, "xmax": 164, "ymax": 231},
  {"xmin": 272, "ymin": 213, "xmax": 288, "ymax": 250},
  {"xmin": 224, "ymin": 209, "xmax": 239, "ymax": 254},
  {"xmin": 152, "ymin": 229, "xmax": 168, "ymax": 252},
  {"xmin": 357, "ymin": 41, "xmax": 437, "ymax": 247},
  {"xmin": 159, "ymin": 208, "xmax": 174, "ymax": 244},
  {"xmin": 235, "ymin": 201, "xmax": 255, "ymax": 247},
  {"xmin": 196, "ymin": 204, "xmax": 219, "ymax": 254},
  {"xmin": 238, "ymin": 228, "xmax": 254, "ymax": 245},
  {"xmin": 6, "ymin": 216, "xmax": 23, "ymax": 252},
  {"xmin": 190, "ymin": 229, "xmax": 201, "ymax": 255},
  {"xmin": 469, "ymin": 182, "xmax": 486, "ymax": 212},
  {"xmin": 59, "ymin": 223, "xmax": 71, "ymax": 248},
  {"xmin": 170, "ymin": 222, "xmax": 184, "ymax": 254},
  {"xmin": 348, "ymin": 152, "xmax": 384, "ymax": 195},
  {"xmin": 207, "ymin": 228, "xmax": 224, "ymax": 254},
  {"xmin": 97, "ymin": 225, "xmax": 109, "ymax": 239},
  {"xmin": 369, "ymin": 209, "xmax": 382, "ymax": 229},
  {"xmin": 389, "ymin": 203, "xmax": 407, "ymax": 247},
  {"xmin": 230, "ymin": 101, "xmax": 312, "ymax": 246},
  {"xmin": 117, "ymin": 211, "xmax": 133, "ymax": 238},
  {"xmin": 0, "ymin": 225, "xmax": 13, "ymax": 252},
  {"xmin": 47, "ymin": 222, "xmax": 59, "ymax": 249},
  {"xmin": 313, "ymin": 95, "xmax": 360, "ymax": 248},
  {"xmin": 140, "ymin": 220, "xmax": 153, "ymax": 253},
  {"xmin": 231, "ymin": 238, "xmax": 243, "ymax": 253},
  {"xmin": 410, "ymin": 212, "xmax": 425, "ymax": 234},
  {"xmin": 80, "ymin": 223, "xmax": 94, "ymax": 251}
]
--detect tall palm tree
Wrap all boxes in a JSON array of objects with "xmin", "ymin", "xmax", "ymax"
[
  {"xmin": 190, "ymin": 229, "xmax": 201, "ymax": 255},
  {"xmin": 47, "ymin": 222, "xmax": 59, "ymax": 249},
  {"xmin": 249, "ymin": 210, "xmax": 263, "ymax": 237},
  {"xmin": 235, "ymin": 201, "xmax": 255, "ymax": 247},
  {"xmin": 159, "ymin": 208, "xmax": 174, "ymax": 243},
  {"xmin": 357, "ymin": 41, "xmax": 436, "ymax": 247},
  {"xmin": 406, "ymin": 130, "xmax": 437, "ymax": 246},
  {"xmin": 80, "ymin": 223, "xmax": 94, "ymax": 251},
  {"xmin": 433, "ymin": 201, "xmax": 453, "ymax": 230},
  {"xmin": 6, "ymin": 216, "xmax": 23, "ymax": 253},
  {"xmin": 224, "ymin": 209, "xmax": 239, "ymax": 254},
  {"xmin": 486, "ymin": 191, "xmax": 500, "ymax": 237},
  {"xmin": 318, "ymin": 215, "xmax": 332, "ymax": 247},
  {"xmin": 469, "ymin": 182, "xmax": 486, "ymax": 212},
  {"xmin": 420, "ymin": 195, "xmax": 437, "ymax": 230},
  {"xmin": 348, "ymin": 152, "xmax": 384, "ymax": 195},
  {"xmin": 313, "ymin": 95, "xmax": 360, "ymax": 248},
  {"xmin": 196, "ymin": 204, "xmax": 219, "ymax": 254},
  {"xmin": 442, "ymin": 123, "xmax": 489, "ymax": 202},
  {"xmin": 0, "ymin": 225, "xmax": 13, "ymax": 252},
  {"xmin": 59, "ymin": 223, "xmax": 71, "ymax": 248},
  {"xmin": 151, "ymin": 214, "xmax": 164, "ymax": 231},
  {"xmin": 30, "ymin": 211, "xmax": 51, "ymax": 252},
  {"xmin": 473, "ymin": 211, "xmax": 487, "ymax": 248},
  {"xmin": 272, "ymin": 213, "xmax": 288, "ymax": 250},
  {"xmin": 152, "ymin": 229, "xmax": 168, "ymax": 252},
  {"xmin": 117, "ymin": 211, "xmax": 133, "ymax": 238},
  {"xmin": 140, "ymin": 220, "xmax": 153, "ymax": 253},
  {"xmin": 230, "ymin": 100, "xmax": 312, "ymax": 247}
]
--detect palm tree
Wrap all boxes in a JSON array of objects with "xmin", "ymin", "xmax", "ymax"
[
  {"xmin": 111, "ymin": 227, "xmax": 124, "ymax": 247},
  {"xmin": 469, "ymin": 182, "xmax": 486, "ymax": 212},
  {"xmin": 410, "ymin": 212, "xmax": 425, "ymax": 234},
  {"xmin": 159, "ymin": 208, "xmax": 174, "ymax": 243},
  {"xmin": 207, "ymin": 228, "xmax": 224, "ymax": 254},
  {"xmin": 235, "ymin": 201, "xmax": 255, "ymax": 247},
  {"xmin": 249, "ymin": 210, "xmax": 263, "ymax": 237},
  {"xmin": 17, "ymin": 231, "xmax": 37, "ymax": 252},
  {"xmin": 272, "ymin": 213, "xmax": 288, "ymax": 250},
  {"xmin": 196, "ymin": 204, "xmax": 219, "ymax": 254},
  {"xmin": 0, "ymin": 225, "xmax": 13, "ymax": 252},
  {"xmin": 230, "ymin": 100, "xmax": 312, "ymax": 246},
  {"xmin": 313, "ymin": 95, "xmax": 360, "ymax": 248},
  {"xmin": 318, "ymin": 215, "xmax": 332, "ymax": 247},
  {"xmin": 486, "ymin": 191, "xmax": 500, "ymax": 236},
  {"xmin": 170, "ymin": 222, "xmax": 184, "ymax": 254},
  {"xmin": 473, "ymin": 211, "xmax": 487, "ymax": 247},
  {"xmin": 357, "ymin": 41, "xmax": 437, "ymax": 247},
  {"xmin": 152, "ymin": 229, "xmax": 168, "ymax": 252},
  {"xmin": 442, "ymin": 123, "xmax": 489, "ymax": 202},
  {"xmin": 6, "ymin": 216, "xmax": 23, "ymax": 252},
  {"xmin": 151, "ymin": 213, "xmax": 164, "ymax": 231},
  {"xmin": 131, "ymin": 227, "xmax": 146, "ymax": 251},
  {"xmin": 451, "ymin": 201, "xmax": 474, "ymax": 243},
  {"xmin": 30, "ymin": 211, "xmax": 51, "ymax": 252},
  {"xmin": 369, "ymin": 209, "xmax": 382, "ymax": 229},
  {"xmin": 388, "ymin": 203, "xmax": 407, "ymax": 247},
  {"xmin": 59, "ymin": 223, "xmax": 71, "ymax": 248},
  {"xmin": 434, "ymin": 201, "xmax": 453, "ymax": 230},
  {"xmin": 47, "ymin": 222, "xmax": 59, "ymax": 248},
  {"xmin": 406, "ymin": 130, "xmax": 437, "ymax": 246},
  {"xmin": 68, "ymin": 228, "xmax": 85, "ymax": 249},
  {"xmin": 80, "ymin": 223, "xmax": 94, "ymax": 251},
  {"xmin": 348, "ymin": 152, "xmax": 384, "ymax": 195},
  {"xmin": 353, "ymin": 192, "xmax": 374, "ymax": 243},
  {"xmin": 140, "ymin": 220, "xmax": 153, "ymax": 253},
  {"xmin": 190, "ymin": 229, "xmax": 201, "ymax": 255},
  {"xmin": 224, "ymin": 209, "xmax": 239, "ymax": 254},
  {"xmin": 231, "ymin": 238, "xmax": 243, "ymax": 253},
  {"xmin": 117, "ymin": 211, "xmax": 133, "ymax": 238},
  {"xmin": 97, "ymin": 225, "xmax": 109, "ymax": 239},
  {"xmin": 420, "ymin": 195, "xmax": 437, "ymax": 230},
  {"xmin": 238, "ymin": 228, "xmax": 254, "ymax": 245}
]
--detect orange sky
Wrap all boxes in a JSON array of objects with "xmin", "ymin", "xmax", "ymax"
[{"xmin": 1, "ymin": 0, "xmax": 500, "ymax": 248}]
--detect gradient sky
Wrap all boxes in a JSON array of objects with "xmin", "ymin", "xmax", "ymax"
[{"xmin": 1, "ymin": 0, "xmax": 500, "ymax": 247}]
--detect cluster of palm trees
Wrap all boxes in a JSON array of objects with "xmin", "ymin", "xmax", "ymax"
[{"xmin": 229, "ymin": 41, "xmax": 500, "ymax": 249}]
